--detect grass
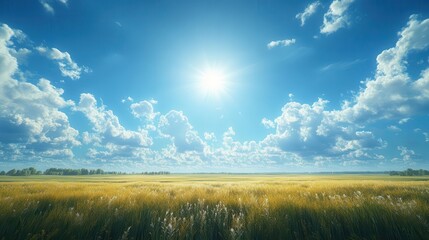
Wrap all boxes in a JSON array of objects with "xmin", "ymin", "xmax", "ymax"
[{"xmin": 0, "ymin": 174, "xmax": 428, "ymax": 239}]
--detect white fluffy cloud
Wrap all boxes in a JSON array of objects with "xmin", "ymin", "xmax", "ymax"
[
  {"xmin": 267, "ymin": 39, "xmax": 296, "ymax": 49},
  {"xmin": 75, "ymin": 93, "xmax": 152, "ymax": 148},
  {"xmin": 36, "ymin": 46, "xmax": 88, "ymax": 80},
  {"xmin": 204, "ymin": 132, "xmax": 216, "ymax": 141},
  {"xmin": 0, "ymin": 24, "xmax": 80, "ymax": 160},
  {"xmin": 261, "ymin": 118, "xmax": 275, "ymax": 129},
  {"xmin": 320, "ymin": 0, "xmax": 354, "ymax": 35},
  {"xmin": 202, "ymin": 127, "xmax": 303, "ymax": 168},
  {"xmin": 339, "ymin": 15, "xmax": 429, "ymax": 123},
  {"xmin": 262, "ymin": 99, "xmax": 385, "ymax": 159},
  {"xmin": 260, "ymin": 15, "xmax": 429, "ymax": 164},
  {"xmin": 296, "ymin": 1, "xmax": 321, "ymax": 26},
  {"xmin": 158, "ymin": 110, "xmax": 205, "ymax": 153},
  {"xmin": 130, "ymin": 100, "xmax": 159, "ymax": 121},
  {"xmin": 0, "ymin": 24, "xmax": 17, "ymax": 79}
]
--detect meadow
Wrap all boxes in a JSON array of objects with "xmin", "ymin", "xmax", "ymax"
[{"xmin": 0, "ymin": 174, "xmax": 428, "ymax": 239}]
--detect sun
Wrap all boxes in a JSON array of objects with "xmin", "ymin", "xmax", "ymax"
[{"xmin": 198, "ymin": 68, "xmax": 227, "ymax": 96}]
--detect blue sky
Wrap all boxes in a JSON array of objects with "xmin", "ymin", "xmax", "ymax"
[{"xmin": 1, "ymin": 0, "xmax": 429, "ymax": 172}]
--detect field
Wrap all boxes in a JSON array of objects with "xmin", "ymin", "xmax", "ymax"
[{"xmin": 0, "ymin": 174, "xmax": 428, "ymax": 239}]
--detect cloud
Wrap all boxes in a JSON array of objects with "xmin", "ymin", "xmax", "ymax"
[
  {"xmin": 121, "ymin": 96, "xmax": 133, "ymax": 103},
  {"xmin": 320, "ymin": 0, "xmax": 354, "ymax": 35},
  {"xmin": 40, "ymin": 0, "xmax": 68, "ymax": 14},
  {"xmin": 0, "ymin": 24, "xmax": 80, "ymax": 160},
  {"xmin": 262, "ymin": 99, "xmax": 385, "ymax": 159},
  {"xmin": 40, "ymin": 1, "xmax": 54, "ymax": 14},
  {"xmin": 73, "ymin": 93, "xmax": 154, "ymax": 162},
  {"xmin": 10, "ymin": 48, "xmax": 31, "ymax": 63},
  {"xmin": 398, "ymin": 118, "xmax": 410, "ymax": 124},
  {"xmin": 387, "ymin": 125, "xmax": 401, "ymax": 132},
  {"xmin": 261, "ymin": 118, "xmax": 275, "ymax": 129},
  {"xmin": 75, "ymin": 93, "xmax": 152, "ymax": 148},
  {"xmin": 204, "ymin": 132, "xmax": 216, "ymax": 141},
  {"xmin": 129, "ymin": 126, "xmax": 303, "ymax": 169},
  {"xmin": 36, "ymin": 46, "xmax": 89, "ymax": 80},
  {"xmin": 158, "ymin": 110, "xmax": 205, "ymax": 153},
  {"xmin": 339, "ymin": 15, "xmax": 429, "ymax": 123},
  {"xmin": 203, "ymin": 127, "xmax": 304, "ymax": 168},
  {"xmin": 147, "ymin": 145, "xmax": 205, "ymax": 166},
  {"xmin": 423, "ymin": 132, "xmax": 429, "ymax": 142},
  {"xmin": 296, "ymin": 1, "xmax": 321, "ymax": 26},
  {"xmin": 321, "ymin": 59, "xmax": 364, "ymax": 71},
  {"xmin": 260, "ymin": 15, "xmax": 429, "ymax": 164},
  {"xmin": 267, "ymin": 38, "xmax": 296, "ymax": 49},
  {"xmin": 397, "ymin": 146, "xmax": 415, "ymax": 163},
  {"xmin": 130, "ymin": 100, "xmax": 159, "ymax": 121}
]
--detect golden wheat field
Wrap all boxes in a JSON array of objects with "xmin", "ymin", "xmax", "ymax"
[{"xmin": 0, "ymin": 174, "xmax": 429, "ymax": 239}]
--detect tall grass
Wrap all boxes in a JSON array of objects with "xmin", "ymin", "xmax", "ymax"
[{"xmin": 0, "ymin": 175, "xmax": 428, "ymax": 239}]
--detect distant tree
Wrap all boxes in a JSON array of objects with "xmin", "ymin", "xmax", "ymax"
[
  {"xmin": 141, "ymin": 171, "xmax": 170, "ymax": 175},
  {"xmin": 0, "ymin": 171, "xmax": 5, "ymax": 175},
  {"xmin": 28, "ymin": 167, "xmax": 37, "ymax": 175},
  {"xmin": 45, "ymin": 168, "xmax": 62, "ymax": 175},
  {"xmin": 6, "ymin": 169, "xmax": 17, "ymax": 176},
  {"xmin": 3, "ymin": 167, "xmax": 138, "ymax": 176},
  {"xmin": 389, "ymin": 168, "xmax": 429, "ymax": 176}
]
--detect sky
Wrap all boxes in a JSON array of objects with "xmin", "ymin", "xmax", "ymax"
[{"xmin": 0, "ymin": 0, "xmax": 429, "ymax": 172}]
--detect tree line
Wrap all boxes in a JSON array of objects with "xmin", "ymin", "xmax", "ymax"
[
  {"xmin": 0, "ymin": 167, "xmax": 170, "ymax": 176},
  {"xmin": 389, "ymin": 168, "xmax": 429, "ymax": 176}
]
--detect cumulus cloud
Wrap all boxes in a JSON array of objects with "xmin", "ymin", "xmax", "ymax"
[
  {"xmin": 36, "ymin": 46, "xmax": 88, "ymax": 80},
  {"xmin": 320, "ymin": 0, "xmax": 354, "ymax": 35},
  {"xmin": 339, "ymin": 15, "xmax": 429, "ymax": 123},
  {"xmin": 202, "ymin": 127, "xmax": 304, "ymax": 168},
  {"xmin": 204, "ymin": 132, "xmax": 215, "ymax": 141},
  {"xmin": 9, "ymin": 48, "xmax": 31, "ymax": 63},
  {"xmin": 130, "ymin": 100, "xmax": 159, "ymax": 121},
  {"xmin": 267, "ymin": 38, "xmax": 296, "ymax": 49},
  {"xmin": 261, "ymin": 118, "xmax": 275, "ymax": 129},
  {"xmin": 260, "ymin": 15, "xmax": 429, "ymax": 164},
  {"xmin": 0, "ymin": 24, "xmax": 80, "ymax": 160},
  {"xmin": 262, "ymin": 99, "xmax": 385, "ymax": 159},
  {"xmin": 296, "ymin": 1, "xmax": 321, "ymax": 26},
  {"xmin": 75, "ymin": 93, "xmax": 152, "ymax": 148},
  {"xmin": 158, "ymin": 110, "xmax": 205, "ymax": 153},
  {"xmin": 0, "ymin": 24, "xmax": 17, "ymax": 79}
]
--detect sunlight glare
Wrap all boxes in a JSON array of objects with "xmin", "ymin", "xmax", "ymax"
[{"xmin": 199, "ymin": 68, "xmax": 227, "ymax": 96}]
